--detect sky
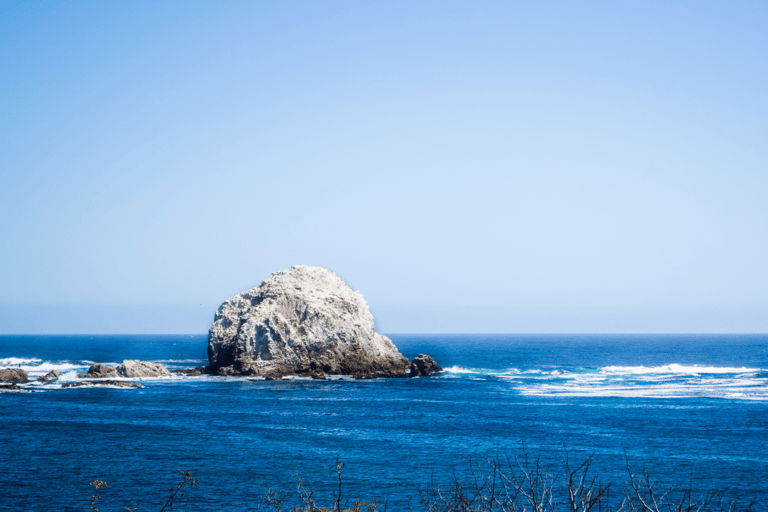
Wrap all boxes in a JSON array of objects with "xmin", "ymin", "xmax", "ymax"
[{"xmin": 1, "ymin": 0, "xmax": 766, "ymax": 334}]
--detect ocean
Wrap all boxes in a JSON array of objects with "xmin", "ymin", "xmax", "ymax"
[{"xmin": 1, "ymin": 334, "xmax": 767, "ymax": 511}]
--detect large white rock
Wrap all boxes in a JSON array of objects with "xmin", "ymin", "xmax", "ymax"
[{"xmin": 207, "ymin": 266, "xmax": 410, "ymax": 378}]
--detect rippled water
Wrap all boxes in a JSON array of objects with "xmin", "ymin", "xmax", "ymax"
[{"xmin": 1, "ymin": 334, "xmax": 767, "ymax": 510}]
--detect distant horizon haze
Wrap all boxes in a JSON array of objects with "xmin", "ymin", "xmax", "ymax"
[{"xmin": 1, "ymin": 1, "xmax": 766, "ymax": 334}]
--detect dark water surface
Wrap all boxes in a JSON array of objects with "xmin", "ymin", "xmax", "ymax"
[{"xmin": 1, "ymin": 334, "xmax": 767, "ymax": 511}]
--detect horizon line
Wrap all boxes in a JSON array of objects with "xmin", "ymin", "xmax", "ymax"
[{"xmin": 1, "ymin": 332, "xmax": 767, "ymax": 336}]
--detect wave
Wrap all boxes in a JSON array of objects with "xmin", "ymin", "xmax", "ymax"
[
  {"xmin": 600, "ymin": 364, "xmax": 762, "ymax": 375},
  {"xmin": 20, "ymin": 362, "xmax": 86, "ymax": 374},
  {"xmin": 5, "ymin": 362, "xmax": 94, "ymax": 376},
  {"xmin": 518, "ymin": 379, "xmax": 768, "ymax": 400},
  {"xmin": 443, "ymin": 366, "xmax": 525, "ymax": 377},
  {"xmin": 58, "ymin": 370, "xmax": 81, "ymax": 382},
  {"xmin": 4, "ymin": 355, "xmax": 766, "ymax": 400},
  {"xmin": 443, "ymin": 365, "xmax": 479, "ymax": 374},
  {"xmin": 0, "ymin": 358, "xmax": 118, "ymax": 377},
  {"xmin": 441, "ymin": 364, "xmax": 765, "ymax": 380},
  {"xmin": 439, "ymin": 363, "xmax": 768, "ymax": 401},
  {"xmin": 0, "ymin": 357, "xmax": 42, "ymax": 366}
]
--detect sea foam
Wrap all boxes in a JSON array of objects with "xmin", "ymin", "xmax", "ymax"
[
  {"xmin": 443, "ymin": 363, "xmax": 768, "ymax": 400},
  {"xmin": 601, "ymin": 364, "xmax": 762, "ymax": 375}
]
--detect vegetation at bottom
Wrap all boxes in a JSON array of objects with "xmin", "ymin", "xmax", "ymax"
[{"xmin": 87, "ymin": 452, "xmax": 756, "ymax": 512}]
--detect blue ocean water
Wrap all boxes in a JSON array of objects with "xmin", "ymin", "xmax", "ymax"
[{"xmin": 1, "ymin": 334, "xmax": 767, "ymax": 511}]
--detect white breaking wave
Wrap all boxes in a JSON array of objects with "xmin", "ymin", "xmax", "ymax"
[
  {"xmin": 443, "ymin": 366, "xmax": 478, "ymax": 374},
  {"xmin": 442, "ymin": 363, "xmax": 768, "ymax": 401},
  {"xmin": 444, "ymin": 366, "xmax": 524, "ymax": 377},
  {"xmin": 517, "ymin": 369, "xmax": 768, "ymax": 401},
  {"xmin": 21, "ymin": 362, "xmax": 85, "ymax": 374},
  {"xmin": 59, "ymin": 370, "xmax": 80, "ymax": 382},
  {"xmin": 494, "ymin": 369, "xmax": 522, "ymax": 378},
  {"xmin": 601, "ymin": 364, "xmax": 762, "ymax": 375},
  {"xmin": 0, "ymin": 357, "xmax": 113, "ymax": 377},
  {"xmin": 519, "ymin": 378, "xmax": 768, "ymax": 400},
  {"xmin": 0, "ymin": 357, "xmax": 42, "ymax": 366}
]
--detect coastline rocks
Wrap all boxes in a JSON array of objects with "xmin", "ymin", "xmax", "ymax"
[
  {"xmin": 171, "ymin": 366, "xmax": 207, "ymax": 376},
  {"xmin": 207, "ymin": 265, "xmax": 410, "ymax": 379},
  {"xmin": 79, "ymin": 361, "xmax": 171, "ymax": 379},
  {"xmin": 38, "ymin": 370, "xmax": 62, "ymax": 383},
  {"xmin": 117, "ymin": 360, "xmax": 172, "ymax": 378},
  {"xmin": 0, "ymin": 368, "xmax": 29, "ymax": 382},
  {"xmin": 409, "ymin": 354, "xmax": 443, "ymax": 377},
  {"xmin": 0, "ymin": 382, "xmax": 30, "ymax": 392},
  {"xmin": 63, "ymin": 380, "xmax": 142, "ymax": 389},
  {"xmin": 79, "ymin": 363, "xmax": 118, "ymax": 379}
]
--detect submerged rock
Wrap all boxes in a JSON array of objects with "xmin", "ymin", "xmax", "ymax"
[
  {"xmin": 0, "ymin": 368, "xmax": 29, "ymax": 382},
  {"xmin": 207, "ymin": 265, "xmax": 411, "ymax": 379},
  {"xmin": 409, "ymin": 354, "xmax": 443, "ymax": 377},
  {"xmin": 79, "ymin": 363, "xmax": 118, "ymax": 379},
  {"xmin": 38, "ymin": 370, "xmax": 62, "ymax": 383},
  {"xmin": 117, "ymin": 360, "xmax": 172, "ymax": 378},
  {"xmin": 171, "ymin": 366, "xmax": 207, "ymax": 376},
  {"xmin": 0, "ymin": 382, "xmax": 30, "ymax": 392}
]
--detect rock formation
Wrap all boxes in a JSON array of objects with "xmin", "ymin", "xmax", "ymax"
[
  {"xmin": 0, "ymin": 383, "xmax": 30, "ymax": 392},
  {"xmin": 207, "ymin": 265, "xmax": 411, "ymax": 379},
  {"xmin": 79, "ymin": 361, "xmax": 171, "ymax": 379},
  {"xmin": 63, "ymin": 380, "xmax": 142, "ymax": 389},
  {"xmin": 409, "ymin": 354, "xmax": 443, "ymax": 377},
  {"xmin": 116, "ymin": 360, "xmax": 172, "ymax": 378},
  {"xmin": 171, "ymin": 366, "xmax": 207, "ymax": 376},
  {"xmin": 0, "ymin": 368, "xmax": 29, "ymax": 382},
  {"xmin": 38, "ymin": 370, "xmax": 62, "ymax": 383},
  {"xmin": 80, "ymin": 363, "xmax": 118, "ymax": 379}
]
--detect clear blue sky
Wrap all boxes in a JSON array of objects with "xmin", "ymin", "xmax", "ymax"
[{"xmin": 1, "ymin": 1, "xmax": 766, "ymax": 334}]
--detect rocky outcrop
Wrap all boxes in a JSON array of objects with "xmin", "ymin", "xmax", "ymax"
[
  {"xmin": 207, "ymin": 265, "xmax": 411, "ymax": 379},
  {"xmin": 171, "ymin": 366, "xmax": 207, "ymax": 376},
  {"xmin": 79, "ymin": 363, "xmax": 118, "ymax": 379},
  {"xmin": 116, "ymin": 360, "xmax": 172, "ymax": 378},
  {"xmin": 63, "ymin": 380, "xmax": 142, "ymax": 389},
  {"xmin": 0, "ymin": 383, "xmax": 30, "ymax": 392},
  {"xmin": 0, "ymin": 368, "xmax": 29, "ymax": 382},
  {"xmin": 409, "ymin": 354, "xmax": 443, "ymax": 377},
  {"xmin": 78, "ymin": 361, "xmax": 171, "ymax": 379},
  {"xmin": 38, "ymin": 370, "xmax": 62, "ymax": 383}
]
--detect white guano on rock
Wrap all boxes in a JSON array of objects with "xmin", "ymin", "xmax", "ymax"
[{"xmin": 207, "ymin": 266, "xmax": 410, "ymax": 378}]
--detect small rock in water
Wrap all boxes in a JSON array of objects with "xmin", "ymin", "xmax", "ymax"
[
  {"xmin": 38, "ymin": 370, "xmax": 62, "ymax": 383},
  {"xmin": 171, "ymin": 366, "xmax": 207, "ymax": 376},
  {"xmin": 409, "ymin": 354, "xmax": 443, "ymax": 377},
  {"xmin": 79, "ymin": 363, "xmax": 118, "ymax": 379},
  {"xmin": 0, "ymin": 383, "xmax": 31, "ymax": 392},
  {"xmin": 0, "ymin": 368, "xmax": 29, "ymax": 382},
  {"xmin": 63, "ymin": 380, "xmax": 142, "ymax": 389},
  {"xmin": 117, "ymin": 360, "xmax": 172, "ymax": 378}
]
